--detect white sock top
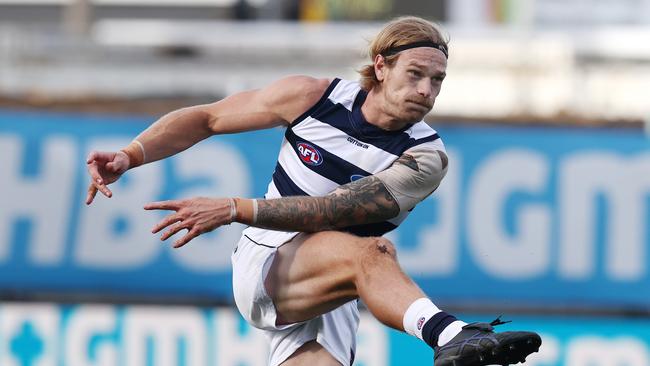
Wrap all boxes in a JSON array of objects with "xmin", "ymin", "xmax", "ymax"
[
  {"xmin": 402, "ymin": 297, "xmax": 441, "ymax": 340},
  {"xmin": 437, "ymin": 320, "xmax": 467, "ymax": 346}
]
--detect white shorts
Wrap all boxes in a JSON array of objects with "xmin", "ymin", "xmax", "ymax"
[{"xmin": 231, "ymin": 229, "xmax": 360, "ymax": 366}]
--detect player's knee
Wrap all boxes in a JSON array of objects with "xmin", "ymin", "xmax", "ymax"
[
  {"xmin": 363, "ymin": 237, "xmax": 397, "ymax": 259},
  {"xmin": 354, "ymin": 237, "xmax": 398, "ymax": 285},
  {"xmin": 375, "ymin": 237, "xmax": 397, "ymax": 257}
]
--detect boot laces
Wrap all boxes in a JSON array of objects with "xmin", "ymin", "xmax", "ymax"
[
  {"xmin": 463, "ymin": 315, "xmax": 512, "ymax": 332},
  {"xmin": 489, "ymin": 315, "xmax": 512, "ymax": 327}
]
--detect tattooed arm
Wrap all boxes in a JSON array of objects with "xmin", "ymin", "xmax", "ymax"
[
  {"xmin": 236, "ymin": 146, "xmax": 448, "ymax": 232},
  {"xmin": 253, "ymin": 175, "xmax": 399, "ymax": 232},
  {"xmin": 146, "ymin": 174, "xmax": 399, "ymax": 248},
  {"xmin": 145, "ymin": 146, "xmax": 447, "ymax": 247}
]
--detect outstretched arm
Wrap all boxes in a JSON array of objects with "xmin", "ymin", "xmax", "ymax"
[
  {"xmin": 146, "ymin": 147, "xmax": 448, "ymax": 247},
  {"xmin": 120, "ymin": 76, "xmax": 327, "ymax": 165},
  {"xmin": 85, "ymin": 76, "xmax": 330, "ymax": 204},
  {"xmin": 145, "ymin": 175, "xmax": 398, "ymax": 248}
]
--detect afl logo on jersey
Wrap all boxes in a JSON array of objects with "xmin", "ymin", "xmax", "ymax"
[
  {"xmin": 350, "ymin": 174, "xmax": 365, "ymax": 182},
  {"xmin": 297, "ymin": 142, "xmax": 323, "ymax": 166}
]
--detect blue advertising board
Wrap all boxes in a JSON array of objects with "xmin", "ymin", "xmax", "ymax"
[
  {"xmin": 0, "ymin": 109, "xmax": 649, "ymax": 307},
  {"xmin": 1, "ymin": 303, "xmax": 649, "ymax": 366}
]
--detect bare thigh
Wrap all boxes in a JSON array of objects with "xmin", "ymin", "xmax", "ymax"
[
  {"xmin": 264, "ymin": 231, "xmax": 365, "ymax": 325},
  {"xmin": 265, "ymin": 230, "xmax": 423, "ymax": 330},
  {"xmin": 279, "ymin": 341, "xmax": 342, "ymax": 366}
]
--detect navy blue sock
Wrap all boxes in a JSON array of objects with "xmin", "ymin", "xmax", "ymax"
[{"xmin": 421, "ymin": 311, "xmax": 458, "ymax": 348}]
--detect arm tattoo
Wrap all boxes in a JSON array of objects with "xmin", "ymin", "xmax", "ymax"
[{"xmin": 256, "ymin": 176, "xmax": 400, "ymax": 232}]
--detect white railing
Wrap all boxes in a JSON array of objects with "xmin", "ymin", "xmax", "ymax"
[{"xmin": 1, "ymin": 21, "xmax": 649, "ymax": 122}]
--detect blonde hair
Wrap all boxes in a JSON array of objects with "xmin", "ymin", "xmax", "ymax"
[{"xmin": 358, "ymin": 16, "xmax": 449, "ymax": 91}]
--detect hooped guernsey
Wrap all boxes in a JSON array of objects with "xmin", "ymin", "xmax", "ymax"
[{"xmin": 242, "ymin": 78, "xmax": 447, "ymax": 246}]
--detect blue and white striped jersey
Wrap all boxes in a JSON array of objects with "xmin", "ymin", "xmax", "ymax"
[{"xmin": 242, "ymin": 78, "xmax": 445, "ymax": 245}]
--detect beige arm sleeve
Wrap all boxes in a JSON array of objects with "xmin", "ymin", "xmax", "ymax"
[{"xmin": 374, "ymin": 145, "xmax": 448, "ymax": 212}]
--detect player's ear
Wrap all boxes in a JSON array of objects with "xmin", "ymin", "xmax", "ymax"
[{"xmin": 374, "ymin": 54, "xmax": 386, "ymax": 82}]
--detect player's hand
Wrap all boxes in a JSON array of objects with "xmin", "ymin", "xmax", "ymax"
[
  {"xmin": 145, "ymin": 197, "xmax": 234, "ymax": 248},
  {"xmin": 85, "ymin": 150, "xmax": 130, "ymax": 205}
]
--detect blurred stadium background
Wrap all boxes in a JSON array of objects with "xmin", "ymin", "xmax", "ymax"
[{"xmin": 1, "ymin": 0, "xmax": 649, "ymax": 365}]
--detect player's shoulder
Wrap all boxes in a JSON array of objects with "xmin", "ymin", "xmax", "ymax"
[
  {"xmin": 261, "ymin": 75, "xmax": 332, "ymax": 114},
  {"xmin": 273, "ymin": 75, "xmax": 332, "ymax": 99}
]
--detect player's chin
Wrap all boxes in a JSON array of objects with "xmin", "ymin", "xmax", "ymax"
[{"xmin": 402, "ymin": 108, "xmax": 428, "ymax": 122}]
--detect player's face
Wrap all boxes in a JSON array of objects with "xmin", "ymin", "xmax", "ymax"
[{"xmin": 382, "ymin": 48, "xmax": 447, "ymax": 122}]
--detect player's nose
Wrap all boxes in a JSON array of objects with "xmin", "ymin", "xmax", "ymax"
[{"xmin": 416, "ymin": 80, "xmax": 432, "ymax": 99}]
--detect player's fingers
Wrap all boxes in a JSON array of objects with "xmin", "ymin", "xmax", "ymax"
[
  {"xmin": 86, "ymin": 162, "xmax": 112, "ymax": 198},
  {"xmin": 93, "ymin": 178, "xmax": 112, "ymax": 198},
  {"xmin": 86, "ymin": 150, "xmax": 115, "ymax": 164},
  {"xmin": 86, "ymin": 151, "xmax": 100, "ymax": 164},
  {"xmin": 144, "ymin": 200, "xmax": 182, "ymax": 211},
  {"xmin": 86, "ymin": 160, "xmax": 101, "ymax": 180},
  {"xmin": 151, "ymin": 214, "xmax": 182, "ymax": 234},
  {"xmin": 160, "ymin": 221, "xmax": 189, "ymax": 241},
  {"xmin": 174, "ymin": 229, "xmax": 201, "ymax": 248},
  {"xmin": 85, "ymin": 183, "xmax": 98, "ymax": 205}
]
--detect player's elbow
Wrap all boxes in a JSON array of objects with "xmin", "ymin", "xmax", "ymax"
[
  {"xmin": 170, "ymin": 105, "xmax": 217, "ymax": 137},
  {"xmin": 189, "ymin": 104, "xmax": 220, "ymax": 135},
  {"xmin": 437, "ymin": 150, "xmax": 448, "ymax": 170}
]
